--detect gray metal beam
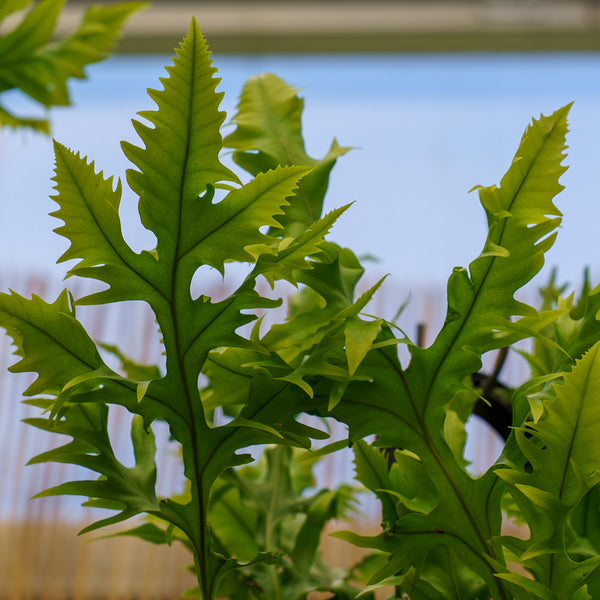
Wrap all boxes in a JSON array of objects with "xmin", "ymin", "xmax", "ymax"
[{"xmin": 55, "ymin": 1, "xmax": 600, "ymax": 53}]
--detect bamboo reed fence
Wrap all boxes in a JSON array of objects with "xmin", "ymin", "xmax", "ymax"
[{"xmin": 0, "ymin": 270, "xmax": 525, "ymax": 599}]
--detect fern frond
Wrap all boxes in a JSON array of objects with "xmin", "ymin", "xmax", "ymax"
[{"xmin": 0, "ymin": 0, "xmax": 143, "ymax": 129}]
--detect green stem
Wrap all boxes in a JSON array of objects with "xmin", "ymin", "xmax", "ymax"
[{"xmin": 265, "ymin": 447, "xmax": 282, "ymax": 600}]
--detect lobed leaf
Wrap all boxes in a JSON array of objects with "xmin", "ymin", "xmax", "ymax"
[
  {"xmin": 0, "ymin": 289, "xmax": 102, "ymax": 396},
  {"xmin": 51, "ymin": 141, "xmax": 159, "ymax": 304},
  {"xmin": 0, "ymin": 20, "xmax": 335, "ymax": 599},
  {"xmin": 122, "ymin": 19, "xmax": 239, "ymax": 275},
  {"xmin": 224, "ymin": 72, "xmax": 350, "ymax": 236},
  {"xmin": 27, "ymin": 403, "xmax": 159, "ymax": 534},
  {"xmin": 311, "ymin": 106, "xmax": 572, "ymax": 598}
]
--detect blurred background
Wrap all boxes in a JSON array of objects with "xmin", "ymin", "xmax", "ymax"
[
  {"xmin": 1, "ymin": 1, "xmax": 599, "ymax": 598},
  {"xmin": 5, "ymin": 0, "xmax": 600, "ymax": 289}
]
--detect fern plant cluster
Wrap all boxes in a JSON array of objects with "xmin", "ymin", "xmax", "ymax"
[{"xmin": 3, "ymin": 17, "xmax": 600, "ymax": 600}]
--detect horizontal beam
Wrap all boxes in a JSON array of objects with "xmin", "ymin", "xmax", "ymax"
[{"xmin": 55, "ymin": 1, "xmax": 600, "ymax": 53}]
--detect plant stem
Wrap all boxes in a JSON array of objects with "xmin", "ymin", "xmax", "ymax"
[{"xmin": 265, "ymin": 446, "xmax": 282, "ymax": 600}]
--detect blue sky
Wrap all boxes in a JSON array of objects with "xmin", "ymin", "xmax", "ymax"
[{"xmin": 2, "ymin": 52, "xmax": 599, "ymax": 294}]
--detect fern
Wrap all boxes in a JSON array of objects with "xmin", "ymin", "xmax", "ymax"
[
  {"xmin": 209, "ymin": 446, "xmax": 367, "ymax": 599},
  {"xmin": 239, "ymin": 102, "xmax": 600, "ymax": 599},
  {"xmin": 0, "ymin": 20, "xmax": 347, "ymax": 599},
  {"xmin": 324, "ymin": 108, "xmax": 579, "ymax": 599},
  {"xmin": 0, "ymin": 0, "xmax": 143, "ymax": 132},
  {"xmin": 496, "ymin": 342, "xmax": 600, "ymax": 598},
  {"xmin": 5, "ymin": 18, "xmax": 600, "ymax": 600},
  {"xmin": 224, "ymin": 72, "xmax": 350, "ymax": 236}
]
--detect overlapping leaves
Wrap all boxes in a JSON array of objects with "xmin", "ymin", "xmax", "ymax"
[
  {"xmin": 301, "ymin": 106, "xmax": 574, "ymax": 599},
  {"xmin": 210, "ymin": 446, "xmax": 367, "ymax": 599},
  {"xmin": 496, "ymin": 342, "xmax": 600, "ymax": 598},
  {"xmin": 0, "ymin": 19, "xmax": 351, "ymax": 599},
  {"xmin": 4, "ymin": 13, "xmax": 600, "ymax": 600},
  {"xmin": 220, "ymin": 73, "xmax": 598, "ymax": 600}
]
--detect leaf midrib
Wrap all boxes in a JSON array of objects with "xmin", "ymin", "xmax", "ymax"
[
  {"xmin": 165, "ymin": 25, "xmax": 212, "ymax": 597},
  {"xmin": 176, "ymin": 170, "xmax": 293, "ymax": 264},
  {"xmin": 422, "ymin": 132, "xmax": 550, "ymax": 416},
  {"xmin": 385, "ymin": 117, "xmax": 562, "ymax": 600},
  {"xmin": 549, "ymin": 348, "xmax": 596, "ymax": 590}
]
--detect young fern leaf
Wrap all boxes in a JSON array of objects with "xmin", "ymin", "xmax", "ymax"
[
  {"xmin": 534, "ymin": 270, "xmax": 600, "ymax": 375},
  {"xmin": 330, "ymin": 106, "xmax": 571, "ymax": 600},
  {"xmin": 250, "ymin": 275, "xmax": 386, "ymax": 405},
  {"xmin": 517, "ymin": 273, "xmax": 600, "ymax": 595},
  {"xmin": 210, "ymin": 446, "xmax": 365, "ymax": 599},
  {"xmin": 510, "ymin": 271, "xmax": 600, "ymax": 439},
  {"xmin": 251, "ymin": 204, "xmax": 352, "ymax": 287},
  {"xmin": 224, "ymin": 73, "xmax": 350, "ymax": 235}
]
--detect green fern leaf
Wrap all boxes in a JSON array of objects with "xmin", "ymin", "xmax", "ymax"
[
  {"xmin": 321, "ymin": 106, "xmax": 571, "ymax": 598},
  {"xmin": 0, "ymin": 21, "xmax": 334, "ymax": 598},
  {"xmin": 99, "ymin": 343, "xmax": 161, "ymax": 381},
  {"xmin": 0, "ymin": 290, "xmax": 102, "ymax": 396},
  {"xmin": 42, "ymin": 3, "xmax": 146, "ymax": 82},
  {"xmin": 293, "ymin": 241, "xmax": 365, "ymax": 311},
  {"xmin": 208, "ymin": 475, "xmax": 261, "ymax": 563},
  {"xmin": 0, "ymin": 0, "xmax": 142, "ymax": 129},
  {"xmin": 26, "ymin": 403, "xmax": 159, "ymax": 533},
  {"xmin": 211, "ymin": 446, "xmax": 362, "ymax": 598},
  {"xmin": 0, "ymin": 0, "xmax": 31, "ymax": 22},
  {"xmin": 0, "ymin": 0, "xmax": 65, "ymax": 80},
  {"xmin": 121, "ymin": 20, "xmax": 239, "ymax": 268},
  {"xmin": 0, "ymin": 104, "xmax": 48, "ymax": 133},
  {"xmin": 224, "ymin": 73, "xmax": 350, "ymax": 235},
  {"xmin": 352, "ymin": 440, "xmax": 399, "ymax": 527},
  {"xmin": 225, "ymin": 73, "xmax": 311, "ymax": 169},
  {"xmin": 202, "ymin": 348, "xmax": 257, "ymax": 412},
  {"xmin": 51, "ymin": 142, "xmax": 158, "ymax": 303},
  {"xmin": 252, "ymin": 204, "xmax": 351, "ymax": 286},
  {"xmin": 408, "ymin": 105, "xmax": 569, "ymax": 434},
  {"xmin": 534, "ymin": 270, "xmax": 600, "ymax": 376}
]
